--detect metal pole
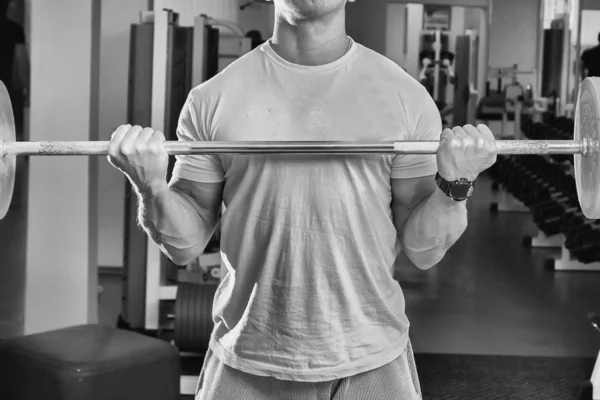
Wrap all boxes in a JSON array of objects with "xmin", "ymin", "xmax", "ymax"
[{"xmin": 1, "ymin": 139, "xmax": 586, "ymax": 157}]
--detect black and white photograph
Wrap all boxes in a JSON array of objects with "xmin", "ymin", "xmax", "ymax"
[{"xmin": 0, "ymin": 0, "xmax": 599, "ymax": 399}]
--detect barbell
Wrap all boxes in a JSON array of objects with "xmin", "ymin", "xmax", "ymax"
[{"xmin": 1, "ymin": 78, "xmax": 599, "ymax": 220}]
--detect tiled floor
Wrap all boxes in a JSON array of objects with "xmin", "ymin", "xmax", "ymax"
[{"xmin": 1, "ymin": 160, "xmax": 600, "ymax": 359}]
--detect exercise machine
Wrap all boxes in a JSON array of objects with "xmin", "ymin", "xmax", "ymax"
[
  {"xmin": 418, "ymin": 29, "xmax": 455, "ymax": 111},
  {"xmin": 476, "ymin": 65, "xmax": 537, "ymax": 138},
  {"xmin": 453, "ymin": 29, "xmax": 479, "ymax": 127}
]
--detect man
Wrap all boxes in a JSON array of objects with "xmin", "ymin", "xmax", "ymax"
[
  {"xmin": 108, "ymin": 0, "xmax": 496, "ymax": 398},
  {"xmin": 581, "ymin": 32, "xmax": 600, "ymax": 79},
  {"xmin": 0, "ymin": 0, "xmax": 29, "ymax": 135}
]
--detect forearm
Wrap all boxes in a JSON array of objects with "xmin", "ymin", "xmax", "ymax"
[
  {"xmin": 402, "ymin": 188, "xmax": 468, "ymax": 269},
  {"xmin": 137, "ymin": 185, "xmax": 219, "ymax": 265}
]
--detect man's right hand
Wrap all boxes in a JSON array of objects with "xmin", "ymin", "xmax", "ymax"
[{"xmin": 107, "ymin": 124, "xmax": 169, "ymax": 195}]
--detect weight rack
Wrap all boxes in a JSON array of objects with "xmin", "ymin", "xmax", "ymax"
[{"xmin": 488, "ymin": 114, "xmax": 600, "ymax": 272}]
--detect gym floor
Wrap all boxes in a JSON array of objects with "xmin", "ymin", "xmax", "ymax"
[{"xmin": 1, "ymin": 159, "xmax": 598, "ymax": 357}]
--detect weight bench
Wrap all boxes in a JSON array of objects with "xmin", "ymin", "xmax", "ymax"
[{"xmin": 0, "ymin": 324, "xmax": 180, "ymax": 400}]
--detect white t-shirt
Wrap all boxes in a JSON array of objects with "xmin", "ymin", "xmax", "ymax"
[{"xmin": 172, "ymin": 38, "xmax": 442, "ymax": 382}]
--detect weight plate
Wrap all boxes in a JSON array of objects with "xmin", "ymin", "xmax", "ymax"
[
  {"xmin": 174, "ymin": 284, "xmax": 186, "ymax": 347},
  {"xmin": 174, "ymin": 283, "xmax": 217, "ymax": 353},
  {"xmin": 0, "ymin": 81, "xmax": 16, "ymax": 220},
  {"xmin": 574, "ymin": 77, "xmax": 600, "ymax": 219}
]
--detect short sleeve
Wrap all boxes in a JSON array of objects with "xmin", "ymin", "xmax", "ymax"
[
  {"xmin": 391, "ymin": 92, "xmax": 441, "ymax": 179},
  {"xmin": 171, "ymin": 94, "xmax": 225, "ymax": 183}
]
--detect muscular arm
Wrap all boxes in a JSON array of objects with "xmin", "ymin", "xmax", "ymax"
[
  {"xmin": 138, "ymin": 178, "xmax": 223, "ymax": 266},
  {"xmin": 134, "ymin": 89, "xmax": 225, "ymax": 265},
  {"xmin": 391, "ymin": 175, "xmax": 468, "ymax": 270}
]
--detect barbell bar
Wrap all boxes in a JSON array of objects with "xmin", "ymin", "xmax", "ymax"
[{"xmin": 1, "ymin": 78, "xmax": 599, "ymax": 221}]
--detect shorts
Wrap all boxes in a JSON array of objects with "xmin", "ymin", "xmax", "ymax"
[{"xmin": 195, "ymin": 340, "xmax": 422, "ymax": 400}]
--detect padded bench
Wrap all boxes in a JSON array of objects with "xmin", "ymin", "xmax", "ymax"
[{"xmin": 0, "ymin": 324, "xmax": 180, "ymax": 400}]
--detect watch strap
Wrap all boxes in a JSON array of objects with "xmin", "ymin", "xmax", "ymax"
[
  {"xmin": 436, "ymin": 173, "xmax": 452, "ymax": 196},
  {"xmin": 435, "ymin": 173, "xmax": 474, "ymax": 201}
]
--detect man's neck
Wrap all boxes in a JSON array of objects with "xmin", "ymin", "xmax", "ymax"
[{"xmin": 270, "ymin": 9, "xmax": 349, "ymax": 66}]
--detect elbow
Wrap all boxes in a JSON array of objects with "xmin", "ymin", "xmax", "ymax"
[
  {"xmin": 162, "ymin": 246, "xmax": 204, "ymax": 267},
  {"xmin": 143, "ymin": 228, "xmax": 204, "ymax": 266},
  {"xmin": 404, "ymin": 249, "xmax": 445, "ymax": 270},
  {"xmin": 167, "ymin": 253, "xmax": 197, "ymax": 267}
]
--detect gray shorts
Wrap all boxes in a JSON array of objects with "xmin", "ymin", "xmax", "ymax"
[{"xmin": 195, "ymin": 340, "xmax": 422, "ymax": 400}]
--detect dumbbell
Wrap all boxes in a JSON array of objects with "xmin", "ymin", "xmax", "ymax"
[
  {"xmin": 568, "ymin": 236, "xmax": 600, "ymax": 263},
  {"xmin": 570, "ymin": 248, "xmax": 600, "ymax": 264},
  {"xmin": 493, "ymin": 165, "xmax": 533, "ymax": 191},
  {"xmin": 505, "ymin": 174, "xmax": 541, "ymax": 201},
  {"xmin": 532, "ymin": 204, "xmax": 566, "ymax": 236},
  {"xmin": 509, "ymin": 166, "xmax": 568, "ymax": 202},
  {"xmin": 532, "ymin": 199, "xmax": 579, "ymax": 236},
  {"xmin": 564, "ymin": 226, "xmax": 600, "ymax": 251},
  {"xmin": 564, "ymin": 227, "xmax": 600, "ymax": 250},
  {"xmin": 524, "ymin": 184, "xmax": 571, "ymax": 208},
  {"xmin": 562, "ymin": 221, "xmax": 600, "ymax": 245},
  {"xmin": 531, "ymin": 194, "xmax": 578, "ymax": 216},
  {"xmin": 560, "ymin": 210, "xmax": 591, "ymax": 233},
  {"xmin": 531, "ymin": 163, "xmax": 571, "ymax": 187},
  {"xmin": 511, "ymin": 176, "xmax": 558, "ymax": 206}
]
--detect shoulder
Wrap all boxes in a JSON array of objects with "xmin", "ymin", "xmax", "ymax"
[
  {"xmin": 188, "ymin": 47, "xmax": 264, "ymax": 103},
  {"xmin": 353, "ymin": 44, "xmax": 434, "ymax": 104},
  {"xmin": 583, "ymin": 45, "xmax": 600, "ymax": 57}
]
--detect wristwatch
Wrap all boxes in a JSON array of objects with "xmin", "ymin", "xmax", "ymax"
[{"xmin": 435, "ymin": 173, "xmax": 475, "ymax": 201}]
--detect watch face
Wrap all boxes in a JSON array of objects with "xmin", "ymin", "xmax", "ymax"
[{"xmin": 449, "ymin": 184, "xmax": 473, "ymax": 199}]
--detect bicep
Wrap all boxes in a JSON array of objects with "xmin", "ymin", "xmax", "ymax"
[
  {"xmin": 391, "ymin": 175, "xmax": 436, "ymax": 233},
  {"xmin": 169, "ymin": 177, "xmax": 224, "ymax": 219}
]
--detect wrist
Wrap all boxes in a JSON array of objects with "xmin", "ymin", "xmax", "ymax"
[
  {"xmin": 433, "ymin": 184, "xmax": 468, "ymax": 208},
  {"xmin": 136, "ymin": 179, "xmax": 169, "ymax": 199},
  {"xmin": 438, "ymin": 171, "xmax": 478, "ymax": 182}
]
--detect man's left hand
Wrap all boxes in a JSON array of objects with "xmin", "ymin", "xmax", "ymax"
[{"xmin": 436, "ymin": 124, "xmax": 497, "ymax": 182}]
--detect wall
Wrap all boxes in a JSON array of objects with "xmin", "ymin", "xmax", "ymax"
[
  {"xmin": 404, "ymin": 4, "xmax": 424, "ymax": 78},
  {"xmin": 346, "ymin": 0, "xmax": 388, "ymax": 55},
  {"xmin": 464, "ymin": 6, "xmax": 481, "ymax": 29},
  {"xmin": 238, "ymin": 2, "xmax": 275, "ymax": 39},
  {"xmin": 165, "ymin": 0, "xmax": 239, "ymax": 26},
  {"xmin": 580, "ymin": 10, "xmax": 600, "ymax": 47},
  {"xmin": 386, "ymin": 3, "xmax": 407, "ymax": 67},
  {"xmin": 27, "ymin": 0, "xmax": 99, "ymax": 334},
  {"xmin": 489, "ymin": 0, "xmax": 540, "ymax": 88}
]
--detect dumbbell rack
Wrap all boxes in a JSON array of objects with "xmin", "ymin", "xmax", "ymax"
[
  {"xmin": 552, "ymin": 245, "xmax": 600, "ymax": 272},
  {"xmin": 523, "ymin": 231, "xmax": 564, "ymax": 249},
  {"xmin": 490, "ymin": 187, "xmax": 530, "ymax": 213},
  {"xmin": 488, "ymin": 115, "xmax": 600, "ymax": 272}
]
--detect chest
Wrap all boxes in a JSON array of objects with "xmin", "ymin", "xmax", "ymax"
[{"xmin": 211, "ymin": 75, "xmax": 409, "ymax": 143}]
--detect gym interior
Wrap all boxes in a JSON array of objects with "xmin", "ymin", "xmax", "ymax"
[{"xmin": 1, "ymin": 0, "xmax": 600, "ymax": 399}]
